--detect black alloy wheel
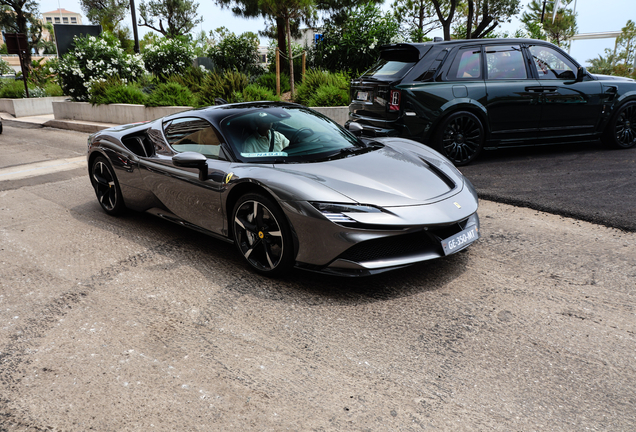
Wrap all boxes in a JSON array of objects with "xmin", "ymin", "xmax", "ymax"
[
  {"xmin": 604, "ymin": 101, "xmax": 636, "ymax": 149},
  {"xmin": 232, "ymin": 193, "xmax": 294, "ymax": 275},
  {"xmin": 435, "ymin": 111, "xmax": 485, "ymax": 166},
  {"xmin": 90, "ymin": 156, "xmax": 125, "ymax": 215}
]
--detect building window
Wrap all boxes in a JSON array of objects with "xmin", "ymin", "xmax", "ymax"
[
  {"xmin": 63, "ymin": 17, "xmax": 68, "ymax": 23},
  {"xmin": 54, "ymin": 17, "xmax": 60, "ymax": 23},
  {"xmin": 71, "ymin": 17, "xmax": 77, "ymax": 23},
  {"xmin": 46, "ymin": 17, "xmax": 52, "ymax": 23}
]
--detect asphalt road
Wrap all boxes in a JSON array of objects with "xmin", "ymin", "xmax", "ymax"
[
  {"xmin": 461, "ymin": 141, "xmax": 636, "ymax": 232},
  {"xmin": 1, "ymin": 124, "xmax": 635, "ymax": 430}
]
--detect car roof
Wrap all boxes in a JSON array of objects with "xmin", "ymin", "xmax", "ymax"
[
  {"xmin": 381, "ymin": 38, "xmax": 556, "ymax": 52},
  {"xmin": 164, "ymin": 101, "xmax": 303, "ymax": 124}
]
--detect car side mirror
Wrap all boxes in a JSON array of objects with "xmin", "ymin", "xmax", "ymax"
[
  {"xmin": 577, "ymin": 66, "xmax": 587, "ymax": 82},
  {"xmin": 173, "ymin": 151, "xmax": 208, "ymax": 181},
  {"xmin": 347, "ymin": 122, "xmax": 364, "ymax": 136}
]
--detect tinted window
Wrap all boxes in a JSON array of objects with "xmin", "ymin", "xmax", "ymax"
[
  {"xmin": 529, "ymin": 45, "xmax": 577, "ymax": 80},
  {"xmin": 485, "ymin": 45, "xmax": 527, "ymax": 79},
  {"xmin": 163, "ymin": 117, "xmax": 223, "ymax": 159},
  {"xmin": 362, "ymin": 47, "xmax": 423, "ymax": 80},
  {"xmin": 448, "ymin": 48, "xmax": 482, "ymax": 80}
]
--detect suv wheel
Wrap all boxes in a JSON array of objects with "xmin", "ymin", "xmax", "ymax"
[
  {"xmin": 435, "ymin": 111, "xmax": 484, "ymax": 166},
  {"xmin": 603, "ymin": 101, "xmax": 636, "ymax": 149}
]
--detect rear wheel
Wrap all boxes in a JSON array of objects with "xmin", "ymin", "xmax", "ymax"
[
  {"xmin": 90, "ymin": 156, "xmax": 125, "ymax": 215},
  {"xmin": 232, "ymin": 193, "xmax": 294, "ymax": 276},
  {"xmin": 435, "ymin": 111, "xmax": 484, "ymax": 166},
  {"xmin": 603, "ymin": 101, "xmax": 636, "ymax": 149}
]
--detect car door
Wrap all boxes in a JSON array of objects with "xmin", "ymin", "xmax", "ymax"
[
  {"xmin": 139, "ymin": 117, "xmax": 232, "ymax": 235},
  {"xmin": 484, "ymin": 44, "xmax": 542, "ymax": 143},
  {"xmin": 527, "ymin": 44, "xmax": 603, "ymax": 139}
]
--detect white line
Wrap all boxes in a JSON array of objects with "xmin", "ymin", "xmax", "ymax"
[{"xmin": 0, "ymin": 156, "xmax": 86, "ymax": 181}]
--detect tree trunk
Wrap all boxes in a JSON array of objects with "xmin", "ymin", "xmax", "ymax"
[
  {"xmin": 466, "ymin": 0, "xmax": 474, "ymax": 39},
  {"xmin": 286, "ymin": 16, "xmax": 295, "ymax": 98},
  {"xmin": 276, "ymin": 17, "xmax": 288, "ymax": 74}
]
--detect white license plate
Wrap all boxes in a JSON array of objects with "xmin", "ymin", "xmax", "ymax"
[
  {"xmin": 357, "ymin": 91, "xmax": 369, "ymax": 101},
  {"xmin": 441, "ymin": 225, "xmax": 479, "ymax": 255}
]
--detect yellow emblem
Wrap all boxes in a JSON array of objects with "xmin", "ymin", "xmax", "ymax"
[
  {"xmin": 258, "ymin": 231, "xmax": 264, "ymax": 239},
  {"xmin": 454, "ymin": 202, "xmax": 461, "ymax": 209},
  {"xmin": 225, "ymin": 172, "xmax": 234, "ymax": 183}
]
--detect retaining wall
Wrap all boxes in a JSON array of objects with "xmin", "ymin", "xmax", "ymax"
[
  {"xmin": 0, "ymin": 96, "xmax": 69, "ymax": 117},
  {"xmin": 52, "ymin": 101, "xmax": 350, "ymax": 126}
]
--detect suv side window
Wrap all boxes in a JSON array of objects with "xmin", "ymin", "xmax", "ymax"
[
  {"xmin": 163, "ymin": 117, "xmax": 224, "ymax": 159},
  {"xmin": 485, "ymin": 45, "xmax": 527, "ymax": 79},
  {"xmin": 529, "ymin": 45, "xmax": 577, "ymax": 80},
  {"xmin": 447, "ymin": 47, "xmax": 482, "ymax": 80}
]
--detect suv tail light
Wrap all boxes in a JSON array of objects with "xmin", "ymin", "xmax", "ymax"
[{"xmin": 389, "ymin": 90, "xmax": 401, "ymax": 111}]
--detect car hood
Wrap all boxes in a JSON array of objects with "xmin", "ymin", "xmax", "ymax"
[
  {"xmin": 591, "ymin": 73, "xmax": 636, "ymax": 82},
  {"xmin": 275, "ymin": 145, "xmax": 462, "ymax": 207}
]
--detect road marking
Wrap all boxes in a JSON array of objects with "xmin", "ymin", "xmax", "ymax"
[{"xmin": 0, "ymin": 156, "xmax": 86, "ymax": 181}]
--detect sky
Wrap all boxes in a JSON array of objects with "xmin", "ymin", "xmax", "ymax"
[{"xmin": 38, "ymin": 0, "xmax": 635, "ymax": 66}]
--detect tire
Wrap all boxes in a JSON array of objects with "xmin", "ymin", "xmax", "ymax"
[
  {"xmin": 603, "ymin": 101, "xmax": 636, "ymax": 149},
  {"xmin": 434, "ymin": 111, "xmax": 485, "ymax": 166},
  {"xmin": 90, "ymin": 155, "xmax": 125, "ymax": 216},
  {"xmin": 232, "ymin": 193, "xmax": 294, "ymax": 276}
]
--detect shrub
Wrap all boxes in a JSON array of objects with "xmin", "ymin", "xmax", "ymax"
[
  {"xmin": 255, "ymin": 72, "xmax": 290, "ymax": 94},
  {"xmin": 53, "ymin": 32, "xmax": 145, "ymax": 101},
  {"xmin": 146, "ymin": 82, "xmax": 195, "ymax": 107},
  {"xmin": 294, "ymin": 70, "xmax": 349, "ymax": 106},
  {"xmin": 196, "ymin": 70, "xmax": 249, "ymax": 106},
  {"xmin": 242, "ymin": 84, "xmax": 280, "ymax": 102},
  {"xmin": 0, "ymin": 80, "xmax": 32, "ymax": 98},
  {"xmin": 208, "ymin": 27, "xmax": 262, "ymax": 75},
  {"xmin": 0, "ymin": 58, "xmax": 13, "ymax": 75},
  {"xmin": 306, "ymin": 84, "xmax": 349, "ymax": 107},
  {"xmin": 89, "ymin": 79, "xmax": 147, "ymax": 105},
  {"xmin": 26, "ymin": 87, "xmax": 48, "ymax": 98},
  {"xmin": 44, "ymin": 83, "xmax": 64, "ymax": 96},
  {"xmin": 164, "ymin": 65, "xmax": 206, "ymax": 93},
  {"xmin": 142, "ymin": 36, "xmax": 195, "ymax": 78}
]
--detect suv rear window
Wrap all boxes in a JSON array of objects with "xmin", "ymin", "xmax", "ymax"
[{"xmin": 362, "ymin": 47, "xmax": 422, "ymax": 80}]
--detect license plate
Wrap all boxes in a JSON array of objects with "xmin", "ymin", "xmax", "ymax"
[
  {"xmin": 441, "ymin": 225, "xmax": 479, "ymax": 255},
  {"xmin": 357, "ymin": 91, "xmax": 369, "ymax": 101}
]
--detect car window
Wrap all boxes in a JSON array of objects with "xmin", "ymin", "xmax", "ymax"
[
  {"xmin": 362, "ymin": 47, "xmax": 422, "ymax": 81},
  {"xmin": 448, "ymin": 47, "xmax": 482, "ymax": 81},
  {"xmin": 163, "ymin": 117, "xmax": 223, "ymax": 159},
  {"xmin": 485, "ymin": 45, "xmax": 527, "ymax": 79},
  {"xmin": 529, "ymin": 45, "xmax": 577, "ymax": 80}
]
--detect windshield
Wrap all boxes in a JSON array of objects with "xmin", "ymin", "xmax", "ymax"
[{"xmin": 220, "ymin": 106, "xmax": 366, "ymax": 163}]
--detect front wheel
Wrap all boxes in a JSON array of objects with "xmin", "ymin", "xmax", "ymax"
[
  {"xmin": 232, "ymin": 193, "xmax": 294, "ymax": 276},
  {"xmin": 603, "ymin": 101, "xmax": 636, "ymax": 149},
  {"xmin": 434, "ymin": 111, "xmax": 485, "ymax": 166},
  {"xmin": 90, "ymin": 155, "xmax": 125, "ymax": 215}
]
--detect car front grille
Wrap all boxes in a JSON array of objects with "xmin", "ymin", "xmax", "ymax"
[{"xmin": 336, "ymin": 221, "xmax": 468, "ymax": 264}]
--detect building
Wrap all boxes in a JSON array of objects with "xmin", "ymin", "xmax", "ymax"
[{"xmin": 41, "ymin": 8, "xmax": 82, "ymax": 26}]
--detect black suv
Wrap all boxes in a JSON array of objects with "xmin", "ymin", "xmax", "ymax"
[{"xmin": 347, "ymin": 39, "xmax": 636, "ymax": 165}]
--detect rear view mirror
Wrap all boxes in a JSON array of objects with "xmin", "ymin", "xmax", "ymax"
[
  {"xmin": 173, "ymin": 151, "xmax": 208, "ymax": 181},
  {"xmin": 577, "ymin": 66, "xmax": 587, "ymax": 82}
]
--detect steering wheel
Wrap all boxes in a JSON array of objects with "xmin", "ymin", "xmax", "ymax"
[{"xmin": 290, "ymin": 127, "xmax": 314, "ymax": 143}]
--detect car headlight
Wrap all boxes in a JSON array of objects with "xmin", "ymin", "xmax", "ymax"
[{"xmin": 310, "ymin": 202, "xmax": 382, "ymax": 224}]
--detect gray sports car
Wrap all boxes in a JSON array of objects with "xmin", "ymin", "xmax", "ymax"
[{"xmin": 87, "ymin": 102, "xmax": 480, "ymax": 276}]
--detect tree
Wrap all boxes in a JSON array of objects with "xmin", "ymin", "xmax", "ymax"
[
  {"xmin": 80, "ymin": 0, "xmax": 130, "ymax": 31},
  {"xmin": 430, "ymin": 0, "xmax": 459, "ymax": 41},
  {"xmin": 521, "ymin": 0, "xmax": 577, "ymax": 48},
  {"xmin": 0, "ymin": 0, "xmax": 45, "ymax": 67},
  {"xmin": 311, "ymin": 3, "xmax": 400, "ymax": 74},
  {"xmin": 208, "ymin": 27, "xmax": 261, "ymax": 74},
  {"xmin": 391, "ymin": 0, "xmax": 439, "ymax": 42},
  {"xmin": 138, "ymin": 0, "xmax": 202, "ymax": 37},
  {"xmin": 463, "ymin": 0, "xmax": 520, "ymax": 39},
  {"xmin": 259, "ymin": 0, "xmax": 315, "ymax": 97},
  {"xmin": 615, "ymin": 19, "xmax": 636, "ymax": 69}
]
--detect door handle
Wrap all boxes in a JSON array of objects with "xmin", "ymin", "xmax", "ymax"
[{"xmin": 525, "ymin": 86, "xmax": 544, "ymax": 93}]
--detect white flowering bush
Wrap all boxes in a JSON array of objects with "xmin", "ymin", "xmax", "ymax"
[
  {"xmin": 53, "ymin": 33, "xmax": 144, "ymax": 101},
  {"xmin": 142, "ymin": 37, "xmax": 195, "ymax": 77}
]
